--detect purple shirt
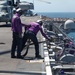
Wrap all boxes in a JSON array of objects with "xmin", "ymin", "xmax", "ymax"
[
  {"xmin": 27, "ymin": 22, "xmax": 49, "ymax": 40},
  {"xmin": 11, "ymin": 13, "xmax": 24, "ymax": 34}
]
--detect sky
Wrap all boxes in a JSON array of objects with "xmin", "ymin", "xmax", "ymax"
[{"xmin": 21, "ymin": 0, "xmax": 75, "ymax": 12}]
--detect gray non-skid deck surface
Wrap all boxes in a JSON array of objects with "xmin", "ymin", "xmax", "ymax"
[
  {"xmin": 0, "ymin": 45, "xmax": 45, "ymax": 75},
  {"xmin": 0, "ymin": 16, "xmax": 46, "ymax": 75}
]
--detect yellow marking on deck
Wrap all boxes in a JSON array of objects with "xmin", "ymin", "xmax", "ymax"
[
  {"xmin": 26, "ymin": 60, "xmax": 30, "ymax": 62},
  {"xmin": 26, "ymin": 59, "xmax": 44, "ymax": 63}
]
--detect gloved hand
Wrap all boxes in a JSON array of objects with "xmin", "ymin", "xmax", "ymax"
[
  {"xmin": 50, "ymin": 36, "xmax": 55, "ymax": 42},
  {"xmin": 47, "ymin": 37, "xmax": 51, "ymax": 42}
]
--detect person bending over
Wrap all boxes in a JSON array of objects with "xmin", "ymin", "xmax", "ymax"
[{"xmin": 22, "ymin": 20, "xmax": 50, "ymax": 59}]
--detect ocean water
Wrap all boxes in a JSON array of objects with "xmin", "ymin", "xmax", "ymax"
[
  {"xmin": 37, "ymin": 12, "xmax": 75, "ymax": 18},
  {"xmin": 37, "ymin": 12, "xmax": 75, "ymax": 42},
  {"xmin": 67, "ymin": 32, "xmax": 75, "ymax": 42}
]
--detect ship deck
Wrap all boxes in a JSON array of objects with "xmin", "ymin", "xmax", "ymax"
[
  {"xmin": 0, "ymin": 16, "xmax": 46, "ymax": 75},
  {"xmin": 0, "ymin": 15, "xmax": 75, "ymax": 75}
]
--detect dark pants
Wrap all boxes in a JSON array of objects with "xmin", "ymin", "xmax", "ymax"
[
  {"xmin": 22, "ymin": 30, "xmax": 39, "ymax": 57},
  {"xmin": 11, "ymin": 32, "xmax": 22, "ymax": 57}
]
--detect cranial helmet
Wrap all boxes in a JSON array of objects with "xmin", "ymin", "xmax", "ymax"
[
  {"xmin": 16, "ymin": 8, "xmax": 23, "ymax": 15},
  {"xmin": 16, "ymin": 8, "xmax": 22, "ymax": 12},
  {"xmin": 37, "ymin": 20, "xmax": 43, "ymax": 26}
]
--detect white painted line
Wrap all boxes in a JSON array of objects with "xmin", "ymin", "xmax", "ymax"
[
  {"xmin": 44, "ymin": 50, "xmax": 53, "ymax": 75},
  {"xmin": 46, "ymin": 66, "xmax": 52, "ymax": 75},
  {"xmin": 29, "ymin": 59, "xmax": 43, "ymax": 63}
]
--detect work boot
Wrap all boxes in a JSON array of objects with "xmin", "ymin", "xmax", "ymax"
[
  {"xmin": 17, "ymin": 55, "xmax": 24, "ymax": 59},
  {"xmin": 35, "ymin": 55, "xmax": 43, "ymax": 59},
  {"xmin": 11, "ymin": 56, "xmax": 16, "ymax": 58}
]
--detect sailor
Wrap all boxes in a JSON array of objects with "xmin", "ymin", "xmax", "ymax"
[
  {"xmin": 11, "ymin": 8, "xmax": 30, "ymax": 59},
  {"xmin": 22, "ymin": 20, "xmax": 51, "ymax": 59}
]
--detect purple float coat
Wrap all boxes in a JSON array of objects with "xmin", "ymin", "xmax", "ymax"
[
  {"xmin": 27, "ymin": 22, "xmax": 49, "ymax": 40},
  {"xmin": 11, "ymin": 13, "xmax": 25, "ymax": 34}
]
